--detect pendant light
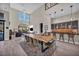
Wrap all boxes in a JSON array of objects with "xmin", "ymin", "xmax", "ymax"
[
  {"xmin": 70, "ymin": 5, "xmax": 73, "ymax": 28},
  {"xmin": 54, "ymin": 11, "xmax": 56, "ymax": 29}
]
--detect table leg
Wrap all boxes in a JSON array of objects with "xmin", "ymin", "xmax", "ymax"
[
  {"xmin": 72, "ymin": 36, "xmax": 75, "ymax": 45},
  {"xmin": 35, "ymin": 39, "xmax": 38, "ymax": 46},
  {"xmin": 40, "ymin": 40, "xmax": 56, "ymax": 53},
  {"xmin": 68, "ymin": 36, "xmax": 70, "ymax": 43},
  {"xmin": 59, "ymin": 34, "xmax": 61, "ymax": 40},
  {"xmin": 59, "ymin": 34, "xmax": 64, "ymax": 41},
  {"xmin": 25, "ymin": 36, "xmax": 29, "ymax": 42},
  {"xmin": 40, "ymin": 41, "xmax": 48, "ymax": 52},
  {"xmin": 62, "ymin": 34, "xmax": 64, "ymax": 41},
  {"xmin": 31, "ymin": 38, "xmax": 34, "ymax": 46},
  {"xmin": 68, "ymin": 35, "xmax": 75, "ymax": 44},
  {"xmin": 27, "ymin": 36, "xmax": 29, "ymax": 42},
  {"xmin": 40, "ymin": 41, "xmax": 44, "ymax": 52},
  {"xmin": 59, "ymin": 34, "xmax": 62, "ymax": 40}
]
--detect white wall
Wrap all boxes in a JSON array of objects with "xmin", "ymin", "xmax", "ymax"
[
  {"xmin": 30, "ymin": 5, "xmax": 51, "ymax": 34},
  {"xmin": 9, "ymin": 8, "xmax": 21, "ymax": 31},
  {"xmin": 51, "ymin": 11, "xmax": 79, "ymax": 24},
  {"xmin": 0, "ymin": 3, "xmax": 10, "ymax": 40},
  {"xmin": 0, "ymin": 4, "xmax": 23, "ymax": 40}
]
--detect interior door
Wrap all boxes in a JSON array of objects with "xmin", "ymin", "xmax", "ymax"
[
  {"xmin": 40, "ymin": 23, "xmax": 43, "ymax": 33},
  {"xmin": 0, "ymin": 20, "xmax": 4, "ymax": 41}
]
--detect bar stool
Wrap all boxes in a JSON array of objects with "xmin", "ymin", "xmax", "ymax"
[
  {"xmin": 59, "ymin": 33, "xmax": 64, "ymax": 41},
  {"xmin": 68, "ymin": 34, "xmax": 75, "ymax": 44}
]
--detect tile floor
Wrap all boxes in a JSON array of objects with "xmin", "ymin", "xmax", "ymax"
[{"xmin": 13, "ymin": 35, "xmax": 79, "ymax": 56}]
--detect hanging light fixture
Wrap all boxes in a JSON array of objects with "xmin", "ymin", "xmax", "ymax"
[
  {"xmin": 70, "ymin": 5, "xmax": 73, "ymax": 20},
  {"xmin": 54, "ymin": 11, "xmax": 56, "ymax": 29},
  {"xmin": 70, "ymin": 5, "xmax": 73, "ymax": 28}
]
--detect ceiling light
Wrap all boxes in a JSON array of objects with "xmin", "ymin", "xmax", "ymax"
[
  {"xmin": 61, "ymin": 9, "xmax": 63, "ymax": 11},
  {"xmin": 49, "ymin": 14, "xmax": 51, "ymax": 15},
  {"xmin": 55, "ymin": 11, "xmax": 56, "ymax": 14}
]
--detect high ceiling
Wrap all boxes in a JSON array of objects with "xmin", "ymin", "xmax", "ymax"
[
  {"xmin": 46, "ymin": 3, "xmax": 79, "ymax": 18},
  {"xmin": 10, "ymin": 3, "xmax": 44, "ymax": 14},
  {"xmin": 10, "ymin": 3, "xmax": 79, "ymax": 18}
]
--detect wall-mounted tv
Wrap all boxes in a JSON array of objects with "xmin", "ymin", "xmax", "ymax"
[{"xmin": 0, "ymin": 13, "xmax": 4, "ymax": 19}]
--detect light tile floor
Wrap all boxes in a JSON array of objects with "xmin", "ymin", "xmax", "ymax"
[{"xmin": 13, "ymin": 35, "xmax": 79, "ymax": 56}]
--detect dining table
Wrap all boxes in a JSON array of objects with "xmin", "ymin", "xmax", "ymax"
[{"xmin": 23, "ymin": 33, "xmax": 56, "ymax": 52}]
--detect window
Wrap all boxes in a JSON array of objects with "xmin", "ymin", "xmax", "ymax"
[
  {"xmin": 0, "ymin": 13, "xmax": 4, "ymax": 19},
  {"xmin": 17, "ymin": 12, "xmax": 30, "ymax": 24},
  {"xmin": 45, "ymin": 3, "xmax": 58, "ymax": 10}
]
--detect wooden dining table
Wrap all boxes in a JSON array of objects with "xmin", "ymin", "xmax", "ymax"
[{"xmin": 23, "ymin": 33, "xmax": 55, "ymax": 52}]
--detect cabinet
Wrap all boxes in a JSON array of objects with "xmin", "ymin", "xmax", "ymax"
[{"xmin": 51, "ymin": 20, "xmax": 78, "ymax": 29}]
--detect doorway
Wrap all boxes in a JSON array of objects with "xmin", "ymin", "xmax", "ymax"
[
  {"xmin": 0, "ymin": 20, "xmax": 4, "ymax": 41},
  {"xmin": 40, "ymin": 23, "xmax": 43, "ymax": 33}
]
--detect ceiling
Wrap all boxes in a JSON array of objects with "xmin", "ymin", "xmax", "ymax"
[
  {"xmin": 46, "ymin": 3, "xmax": 79, "ymax": 18},
  {"xmin": 10, "ymin": 3, "xmax": 44, "ymax": 14},
  {"xmin": 5, "ymin": 3, "xmax": 79, "ymax": 19},
  {"xmin": 0, "ymin": 3, "xmax": 10, "ymax": 12}
]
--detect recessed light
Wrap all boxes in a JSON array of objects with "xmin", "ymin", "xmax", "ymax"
[
  {"xmin": 70, "ymin": 5, "xmax": 73, "ymax": 8},
  {"xmin": 61, "ymin": 9, "xmax": 63, "ymax": 11},
  {"xmin": 49, "ymin": 14, "xmax": 51, "ymax": 15},
  {"xmin": 54, "ymin": 11, "xmax": 56, "ymax": 14}
]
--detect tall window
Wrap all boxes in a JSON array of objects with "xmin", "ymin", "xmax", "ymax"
[{"xmin": 17, "ymin": 12, "xmax": 30, "ymax": 24}]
